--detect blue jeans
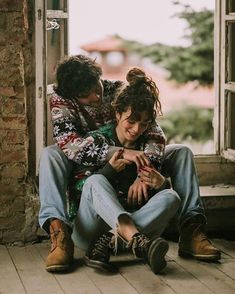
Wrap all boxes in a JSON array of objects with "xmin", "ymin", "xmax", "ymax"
[
  {"xmin": 38, "ymin": 144, "xmax": 205, "ymax": 232},
  {"xmin": 161, "ymin": 145, "xmax": 205, "ymax": 227},
  {"xmin": 38, "ymin": 145, "xmax": 74, "ymax": 230},
  {"xmin": 72, "ymin": 174, "xmax": 180, "ymax": 249}
]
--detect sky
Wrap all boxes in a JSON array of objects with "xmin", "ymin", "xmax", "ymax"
[{"xmin": 69, "ymin": 0, "xmax": 214, "ymax": 55}]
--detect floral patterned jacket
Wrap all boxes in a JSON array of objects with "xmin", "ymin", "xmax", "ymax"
[{"xmin": 50, "ymin": 79, "xmax": 166, "ymax": 168}]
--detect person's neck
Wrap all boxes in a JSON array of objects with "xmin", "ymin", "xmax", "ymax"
[{"xmin": 115, "ymin": 126, "xmax": 135, "ymax": 149}]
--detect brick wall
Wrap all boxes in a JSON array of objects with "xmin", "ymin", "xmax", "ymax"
[{"xmin": 0, "ymin": 0, "xmax": 39, "ymax": 243}]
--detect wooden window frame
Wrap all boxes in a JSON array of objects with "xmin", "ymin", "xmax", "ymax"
[
  {"xmin": 216, "ymin": 0, "xmax": 235, "ymax": 161},
  {"xmin": 35, "ymin": 0, "xmax": 68, "ymax": 171},
  {"xmin": 35, "ymin": 0, "xmax": 235, "ymax": 184}
]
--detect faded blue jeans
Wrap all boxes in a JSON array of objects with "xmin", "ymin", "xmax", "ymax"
[
  {"xmin": 38, "ymin": 144, "xmax": 205, "ymax": 234},
  {"xmin": 72, "ymin": 174, "xmax": 180, "ymax": 249}
]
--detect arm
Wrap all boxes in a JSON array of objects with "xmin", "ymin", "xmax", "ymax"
[
  {"xmin": 96, "ymin": 149, "xmax": 131, "ymax": 181},
  {"xmin": 142, "ymin": 122, "xmax": 166, "ymax": 169},
  {"xmin": 50, "ymin": 93, "xmax": 109, "ymax": 165},
  {"xmin": 119, "ymin": 122, "xmax": 166, "ymax": 170}
]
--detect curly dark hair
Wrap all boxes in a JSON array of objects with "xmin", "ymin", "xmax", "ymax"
[
  {"xmin": 112, "ymin": 67, "xmax": 162, "ymax": 123},
  {"xmin": 54, "ymin": 55, "xmax": 102, "ymax": 100}
]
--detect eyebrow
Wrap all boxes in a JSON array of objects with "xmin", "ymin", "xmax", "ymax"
[{"xmin": 127, "ymin": 117, "xmax": 151, "ymax": 123}]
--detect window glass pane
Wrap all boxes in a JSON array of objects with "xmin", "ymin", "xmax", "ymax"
[
  {"xmin": 47, "ymin": 25, "xmax": 62, "ymax": 84},
  {"xmin": 47, "ymin": 0, "xmax": 65, "ymax": 10},
  {"xmin": 227, "ymin": 92, "xmax": 235, "ymax": 149},
  {"xmin": 227, "ymin": 0, "xmax": 235, "ymax": 13},
  {"xmin": 226, "ymin": 22, "xmax": 235, "ymax": 82}
]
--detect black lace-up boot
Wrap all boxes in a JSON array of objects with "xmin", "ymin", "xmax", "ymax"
[
  {"xmin": 128, "ymin": 233, "xmax": 169, "ymax": 274},
  {"xmin": 84, "ymin": 232, "xmax": 117, "ymax": 273}
]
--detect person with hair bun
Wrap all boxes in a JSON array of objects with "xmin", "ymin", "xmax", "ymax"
[
  {"xmin": 72, "ymin": 67, "xmax": 180, "ymax": 274},
  {"xmin": 39, "ymin": 55, "xmax": 220, "ymax": 274}
]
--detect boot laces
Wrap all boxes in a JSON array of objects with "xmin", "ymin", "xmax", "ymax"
[
  {"xmin": 135, "ymin": 234, "xmax": 150, "ymax": 248},
  {"xmin": 130, "ymin": 233, "xmax": 150, "ymax": 257},
  {"xmin": 91, "ymin": 234, "xmax": 113, "ymax": 258},
  {"xmin": 50, "ymin": 229, "xmax": 64, "ymax": 251}
]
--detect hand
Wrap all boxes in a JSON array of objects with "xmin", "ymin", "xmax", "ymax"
[
  {"xmin": 127, "ymin": 178, "xmax": 149, "ymax": 206},
  {"xmin": 122, "ymin": 149, "xmax": 150, "ymax": 169},
  {"xmin": 109, "ymin": 149, "xmax": 131, "ymax": 172},
  {"xmin": 138, "ymin": 166, "xmax": 165, "ymax": 189}
]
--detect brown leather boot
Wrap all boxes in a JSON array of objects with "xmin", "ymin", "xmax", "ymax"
[
  {"xmin": 46, "ymin": 219, "xmax": 74, "ymax": 272},
  {"xmin": 178, "ymin": 223, "xmax": 221, "ymax": 261}
]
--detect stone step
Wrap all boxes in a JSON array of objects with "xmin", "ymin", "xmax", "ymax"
[
  {"xmin": 200, "ymin": 185, "xmax": 235, "ymax": 237},
  {"xmin": 200, "ymin": 185, "xmax": 235, "ymax": 209}
]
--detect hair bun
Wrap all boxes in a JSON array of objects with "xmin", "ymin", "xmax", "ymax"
[{"xmin": 126, "ymin": 67, "xmax": 146, "ymax": 85}]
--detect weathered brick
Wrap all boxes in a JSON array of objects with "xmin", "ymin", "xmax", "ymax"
[
  {"xmin": 0, "ymin": 212, "xmax": 25, "ymax": 232},
  {"xmin": 0, "ymin": 46, "xmax": 24, "ymax": 87},
  {"xmin": 14, "ymin": 87, "xmax": 25, "ymax": 98},
  {"xmin": 0, "ymin": 0, "xmax": 24, "ymax": 11},
  {"xmin": 0, "ymin": 0, "xmax": 38, "ymax": 244},
  {"xmin": 0, "ymin": 117, "xmax": 27, "ymax": 130},
  {"xmin": 0, "ymin": 164, "xmax": 26, "ymax": 179},
  {"xmin": 0, "ymin": 12, "xmax": 7, "ymax": 29},
  {"xmin": 1, "ymin": 98, "xmax": 25, "ymax": 117},
  {"xmin": 2, "ymin": 230, "xmax": 24, "ymax": 243},
  {"xmin": 0, "ymin": 183, "xmax": 25, "ymax": 197},
  {"xmin": 13, "ymin": 197, "xmax": 25, "ymax": 212},
  {"xmin": 0, "ymin": 201, "xmax": 12, "ymax": 218},
  {"xmin": 0, "ymin": 149, "xmax": 26, "ymax": 163},
  {"xmin": 6, "ymin": 99, "xmax": 24, "ymax": 116},
  {"xmin": 0, "ymin": 130, "xmax": 25, "ymax": 144},
  {"xmin": 2, "ymin": 141, "xmax": 25, "ymax": 150},
  {"xmin": 0, "ymin": 87, "xmax": 16, "ymax": 96},
  {"xmin": 0, "ymin": 11, "xmax": 26, "ymax": 46}
]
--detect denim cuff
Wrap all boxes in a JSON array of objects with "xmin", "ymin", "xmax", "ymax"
[{"xmin": 180, "ymin": 213, "xmax": 207, "ymax": 230}]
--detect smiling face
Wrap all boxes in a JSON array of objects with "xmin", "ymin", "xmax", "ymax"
[{"xmin": 116, "ymin": 107, "xmax": 151, "ymax": 147}]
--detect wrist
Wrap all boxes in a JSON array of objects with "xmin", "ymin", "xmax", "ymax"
[{"xmin": 155, "ymin": 178, "xmax": 171, "ymax": 191}]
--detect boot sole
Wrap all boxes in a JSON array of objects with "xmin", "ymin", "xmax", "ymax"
[
  {"xmin": 148, "ymin": 238, "xmax": 169, "ymax": 274},
  {"xmin": 46, "ymin": 263, "xmax": 71, "ymax": 272},
  {"xmin": 178, "ymin": 249, "xmax": 221, "ymax": 261},
  {"xmin": 84, "ymin": 256, "xmax": 118, "ymax": 273}
]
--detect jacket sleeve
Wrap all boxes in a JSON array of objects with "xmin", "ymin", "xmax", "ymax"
[
  {"xmin": 142, "ymin": 121, "xmax": 166, "ymax": 170},
  {"xmin": 50, "ymin": 93, "xmax": 111, "ymax": 165},
  {"xmin": 95, "ymin": 162, "xmax": 118, "ymax": 182}
]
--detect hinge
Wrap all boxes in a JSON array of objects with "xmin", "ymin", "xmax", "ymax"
[
  {"xmin": 38, "ymin": 9, "xmax": 42, "ymax": 20},
  {"xmin": 38, "ymin": 86, "xmax": 42, "ymax": 98}
]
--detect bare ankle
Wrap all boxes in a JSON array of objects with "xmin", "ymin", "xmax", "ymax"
[{"xmin": 117, "ymin": 214, "xmax": 139, "ymax": 242}]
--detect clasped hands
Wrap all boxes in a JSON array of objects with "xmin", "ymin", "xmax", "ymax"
[{"xmin": 109, "ymin": 149, "xmax": 165, "ymax": 206}]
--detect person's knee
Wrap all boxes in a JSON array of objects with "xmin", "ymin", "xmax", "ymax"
[
  {"xmin": 84, "ymin": 174, "xmax": 107, "ymax": 188},
  {"xmin": 164, "ymin": 189, "xmax": 181, "ymax": 210},
  {"xmin": 40, "ymin": 145, "xmax": 63, "ymax": 162},
  {"xmin": 176, "ymin": 145, "xmax": 193, "ymax": 158},
  {"xmin": 40, "ymin": 145, "xmax": 72, "ymax": 169}
]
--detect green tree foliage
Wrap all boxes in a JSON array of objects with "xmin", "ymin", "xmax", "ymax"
[
  {"xmin": 158, "ymin": 105, "xmax": 213, "ymax": 143},
  {"xmin": 123, "ymin": 3, "xmax": 214, "ymax": 86}
]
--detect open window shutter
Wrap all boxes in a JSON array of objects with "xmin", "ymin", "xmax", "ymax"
[
  {"xmin": 217, "ymin": 0, "xmax": 235, "ymax": 161},
  {"xmin": 35, "ymin": 0, "xmax": 69, "ymax": 171}
]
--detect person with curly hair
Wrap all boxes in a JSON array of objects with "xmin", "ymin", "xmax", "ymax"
[
  {"xmin": 72, "ymin": 67, "xmax": 180, "ymax": 274},
  {"xmin": 39, "ymin": 55, "xmax": 220, "ymax": 273}
]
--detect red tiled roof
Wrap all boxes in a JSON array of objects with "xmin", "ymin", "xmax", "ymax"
[{"xmin": 80, "ymin": 35, "xmax": 126, "ymax": 52}]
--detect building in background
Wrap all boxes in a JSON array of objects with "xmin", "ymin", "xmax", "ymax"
[{"xmin": 80, "ymin": 35, "xmax": 214, "ymax": 114}]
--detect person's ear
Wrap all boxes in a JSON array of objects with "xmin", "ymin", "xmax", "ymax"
[{"xmin": 115, "ymin": 112, "xmax": 120, "ymax": 122}]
